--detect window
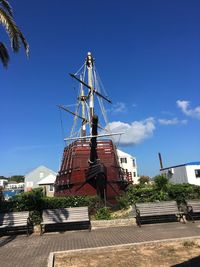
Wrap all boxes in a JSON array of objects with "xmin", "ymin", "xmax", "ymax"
[
  {"xmin": 120, "ymin": 158, "xmax": 127, "ymax": 164},
  {"xmin": 132, "ymin": 159, "xmax": 135, "ymax": 167},
  {"xmin": 27, "ymin": 181, "xmax": 33, "ymax": 187},
  {"xmin": 40, "ymin": 172, "xmax": 44, "ymax": 178},
  {"xmin": 195, "ymin": 169, "xmax": 200, "ymax": 178},
  {"xmin": 133, "ymin": 172, "xmax": 136, "ymax": 177},
  {"xmin": 49, "ymin": 184, "xmax": 54, "ymax": 192}
]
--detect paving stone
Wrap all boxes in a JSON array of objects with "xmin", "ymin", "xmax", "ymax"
[{"xmin": 0, "ymin": 222, "xmax": 200, "ymax": 267}]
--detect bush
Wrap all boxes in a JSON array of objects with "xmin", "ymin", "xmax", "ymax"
[
  {"xmin": 116, "ymin": 193, "xmax": 130, "ymax": 209},
  {"xmin": 2, "ymin": 182, "xmax": 200, "ymax": 224},
  {"xmin": 29, "ymin": 210, "xmax": 42, "ymax": 225},
  {"xmin": 0, "ymin": 191, "xmax": 101, "ymax": 224},
  {"xmin": 154, "ymin": 174, "xmax": 169, "ymax": 192},
  {"xmin": 42, "ymin": 195, "xmax": 100, "ymax": 212},
  {"xmin": 0, "ymin": 186, "xmax": 4, "ymax": 202},
  {"xmin": 11, "ymin": 188, "xmax": 44, "ymax": 211},
  {"xmin": 168, "ymin": 183, "xmax": 200, "ymax": 204},
  {"xmin": 124, "ymin": 184, "xmax": 170, "ymax": 204},
  {"xmin": 116, "ymin": 181, "xmax": 200, "ymax": 207},
  {"xmin": 138, "ymin": 176, "xmax": 150, "ymax": 185},
  {"xmin": 95, "ymin": 207, "xmax": 112, "ymax": 220}
]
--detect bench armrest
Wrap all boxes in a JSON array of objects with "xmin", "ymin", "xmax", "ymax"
[
  {"xmin": 187, "ymin": 205, "xmax": 193, "ymax": 213},
  {"xmin": 135, "ymin": 208, "xmax": 140, "ymax": 216},
  {"xmin": 178, "ymin": 205, "xmax": 187, "ymax": 213}
]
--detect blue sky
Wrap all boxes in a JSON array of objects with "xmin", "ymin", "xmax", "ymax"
[{"xmin": 1, "ymin": 0, "xmax": 200, "ymax": 177}]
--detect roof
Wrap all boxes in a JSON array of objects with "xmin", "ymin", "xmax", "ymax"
[
  {"xmin": 185, "ymin": 162, "xmax": 200, "ymax": 166},
  {"xmin": 8, "ymin": 181, "xmax": 18, "ymax": 184},
  {"xmin": 25, "ymin": 165, "xmax": 57, "ymax": 177},
  {"xmin": 161, "ymin": 161, "xmax": 200, "ymax": 171},
  {"xmin": 117, "ymin": 149, "xmax": 135, "ymax": 159},
  {"xmin": 37, "ymin": 174, "xmax": 56, "ymax": 185}
]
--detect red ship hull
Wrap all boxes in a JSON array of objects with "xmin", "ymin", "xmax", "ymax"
[{"xmin": 54, "ymin": 139, "xmax": 132, "ymax": 200}]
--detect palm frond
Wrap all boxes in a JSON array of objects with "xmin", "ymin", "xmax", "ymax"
[
  {"xmin": 0, "ymin": 7, "xmax": 19, "ymax": 46},
  {"xmin": 0, "ymin": 0, "xmax": 13, "ymax": 17},
  {"xmin": 18, "ymin": 30, "xmax": 29, "ymax": 57},
  {"xmin": 0, "ymin": 42, "xmax": 9, "ymax": 67},
  {"xmin": 0, "ymin": 7, "xmax": 29, "ymax": 56}
]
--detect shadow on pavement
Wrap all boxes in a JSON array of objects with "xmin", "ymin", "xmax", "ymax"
[
  {"xmin": 171, "ymin": 255, "xmax": 200, "ymax": 267},
  {"xmin": 0, "ymin": 235, "xmax": 17, "ymax": 247}
]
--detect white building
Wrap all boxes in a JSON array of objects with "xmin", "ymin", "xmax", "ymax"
[
  {"xmin": 37, "ymin": 174, "xmax": 56, "ymax": 197},
  {"xmin": 6, "ymin": 181, "xmax": 25, "ymax": 189},
  {"xmin": 117, "ymin": 149, "xmax": 139, "ymax": 184},
  {"xmin": 24, "ymin": 165, "xmax": 57, "ymax": 192},
  {"xmin": 0, "ymin": 179, "xmax": 8, "ymax": 188},
  {"xmin": 160, "ymin": 162, "xmax": 200, "ymax": 186}
]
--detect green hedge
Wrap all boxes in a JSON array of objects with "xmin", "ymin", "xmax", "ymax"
[
  {"xmin": 0, "ymin": 188, "xmax": 44, "ymax": 212},
  {"xmin": 117, "ymin": 183, "xmax": 200, "ymax": 209},
  {"xmin": 0, "ymin": 189, "xmax": 100, "ymax": 213},
  {"xmin": 168, "ymin": 183, "xmax": 200, "ymax": 204},
  {"xmin": 2, "ymin": 181, "xmax": 200, "ymax": 222},
  {"xmin": 42, "ymin": 195, "xmax": 100, "ymax": 211}
]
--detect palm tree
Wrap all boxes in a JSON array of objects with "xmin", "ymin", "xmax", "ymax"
[{"xmin": 0, "ymin": 0, "xmax": 29, "ymax": 67}]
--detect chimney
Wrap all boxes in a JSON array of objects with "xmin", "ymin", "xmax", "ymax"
[{"xmin": 158, "ymin": 152, "xmax": 163, "ymax": 169}]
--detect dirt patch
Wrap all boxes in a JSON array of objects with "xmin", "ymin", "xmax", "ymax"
[
  {"xmin": 54, "ymin": 238, "xmax": 200, "ymax": 267},
  {"xmin": 111, "ymin": 206, "xmax": 133, "ymax": 219}
]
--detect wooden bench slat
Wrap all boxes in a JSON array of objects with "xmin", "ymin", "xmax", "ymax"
[
  {"xmin": 185, "ymin": 200, "xmax": 200, "ymax": 221},
  {"xmin": 41, "ymin": 207, "xmax": 91, "ymax": 234},
  {"xmin": 133, "ymin": 201, "xmax": 183, "ymax": 226},
  {"xmin": 0, "ymin": 211, "xmax": 31, "ymax": 236}
]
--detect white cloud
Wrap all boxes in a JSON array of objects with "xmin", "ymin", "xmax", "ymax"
[
  {"xmin": 158, "ymin": 118, "xmax": 187, "ymax": 125},
  {"xmin": 177, "ymin": 100, "xmax": 200, "ymax": 119},
  {"xmin": 104, "ymin": 117, "xmax": 155, "ymax": 145},
  {"xmin": 111, "ymin": 102, "xmax": 127, "ymax": 113}
]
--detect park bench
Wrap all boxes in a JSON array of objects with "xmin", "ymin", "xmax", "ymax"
[
  {"xmin": 0, "ymin": 211, "xmax": 31, "ymax": 236},
  {"xmin": 41, "ymin": 206, "xmax": 91, "ymax": 234},
  {"xmin": 133, "ymin": 201, "xmax": 185, "ymax": 227},
  {"xmin": 185, "ymin": 200, "xmax": 200, "ymax": 222}
]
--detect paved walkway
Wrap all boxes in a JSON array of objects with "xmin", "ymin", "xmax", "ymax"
[{"xmin": 0, "ymin": 222, "xmax": 200, "ymax": 267}]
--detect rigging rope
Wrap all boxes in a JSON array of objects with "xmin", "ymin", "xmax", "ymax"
[
  {"xmin": 116, "ymin": 133, "xmax": 122, "ymax": 148},
  {"xmin": 59, "ymin": 107, "xmax": 65, "ymax": 145},
  {"xmin": 74, "ymin": 62, "xmax": 85, "ymax": 76},
  {"xmin": 64, "ymin": 57, "xmax": 116, "ymax": 142},
  {"xmin": 70, "ymin": 100, "xmax": 81, "ymax": 138},
  {"xmin": 93, "ymin": 66, "xmax": 113, "ymax": 139}
]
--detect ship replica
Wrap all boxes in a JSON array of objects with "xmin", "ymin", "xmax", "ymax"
[{"xmin": 54, "ymin": 52, "xmax": 132, "ymax": 201}]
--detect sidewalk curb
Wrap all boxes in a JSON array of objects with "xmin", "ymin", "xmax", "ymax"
[
  {"xmin": 47, "ymin": 235, "xmax": 200, "ymax": 267},
  {"xmin": 47, "ymin": 252, "xmax": 54, "ymax": 267}
]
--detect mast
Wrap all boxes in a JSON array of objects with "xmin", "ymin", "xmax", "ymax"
[
  {"xmin": 80, "ymin": 75, "xmax": 86, "ymax": 137},
  {"xmin": 68, "ymin": 52, "xmax": 111, "ymax": 138},
  {"xmin": 86, "ymin": 52, "xmax": 94, "ymax": 132}
]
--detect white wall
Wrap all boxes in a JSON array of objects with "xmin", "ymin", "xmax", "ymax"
[
  {"xmin": 0, "ymin": 179, "xmax": 7, "ymax": 188},
  {"xmin": 25, "ymin": 166, "xmax": 57, "ymax": 191},
  {"xmin": 161, "ymin": 166, "xmax": 188, "ymax": 184},
  {"xmin": 0, "ymin": 180, "xmax": 3, "ymax": 187},
  {"xmin": 117, "ymin": 149, "xmax": 139, "ymax": 184},
  {"xmin": 186, "ymin": 165, "xmax": 200, "ymax": 186},
  {"xmin": 161, "ymin": 164, "xmax": 200, "ymax": 186}
]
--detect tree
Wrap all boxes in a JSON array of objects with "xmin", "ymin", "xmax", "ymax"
[
  {"xmin": 10, "ymin": 175, "xmax": 24, "ymax": 183},
  {"xmin": 0, "ymin": 186, "xmax": 4, "ymax": 202},
  {"xmin": 154, "ymin": 174, "xmax": 169, "ymax": 192},
  {"xmin": 138, "ymin": 175, "xmax": 150, "ymax": 185},
  {"xmin": 0, "ymin": 175, "xmax": 8, "ymax": 179},
  {"xmin": 0, "ymin": 0, "xmax": 29, "ymax": 67}
]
